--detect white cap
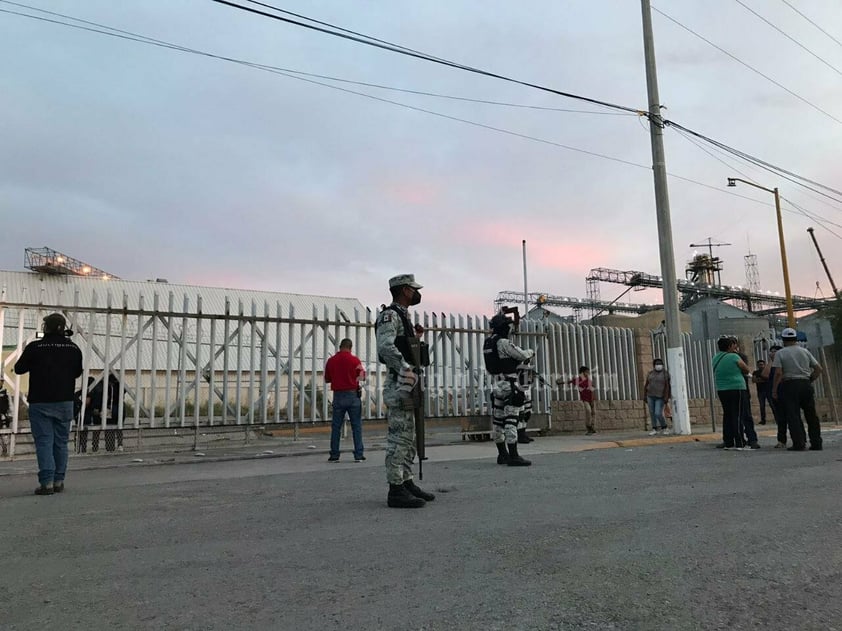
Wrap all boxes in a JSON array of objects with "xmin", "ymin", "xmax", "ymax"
[{"xmin": 781, "ymin": 327, "xmax": 797, "ymax": 339}]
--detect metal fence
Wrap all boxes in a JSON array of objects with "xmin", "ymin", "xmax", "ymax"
[
  {"xmin": 754, "ymin": 338, "xmax": 832, "ymax": 399},
  {"xmin": 651, "ymin": 332, "xmax": 716, "ymax": 399},
  {"xmin": 652, "ymin": 333, "xmax": 839, "ymax": 402},
  {"xmin": 547, "ymin": 322, "xmax": 639, "ymax": 402},
  {"xmin": 1, "ymin": 290, "xmax": 649, "ymax": 457}
]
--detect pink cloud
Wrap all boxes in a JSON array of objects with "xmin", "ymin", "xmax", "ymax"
[
  {"xmin": 383, "ymin": 180, "xmax": 440, "ymax": 206},
  {"xmin": 470, "ymin": 221, "xmax": 616, "ymax": 271}
]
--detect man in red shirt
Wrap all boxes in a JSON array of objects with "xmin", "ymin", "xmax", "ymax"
[
  {"xmin": 325, "ymin": 339, "xmax": 366, "ymax": 462},
  {"xmin": 563, "ymin": 365, "xmax": 596, "ymax": 435}
]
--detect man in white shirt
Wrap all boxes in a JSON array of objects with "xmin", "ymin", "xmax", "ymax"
[{"xmin": 771, "ymin": 328, "xmax": 823, "ymax": 451}]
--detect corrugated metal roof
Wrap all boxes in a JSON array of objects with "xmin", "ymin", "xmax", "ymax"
[
  {"xmin": 0, "ymin": 270, "xmax": 367, "ymax": 317},
  {"xmin": 0, "ymin": 270, "xmax": 378, "ymax": 371}
]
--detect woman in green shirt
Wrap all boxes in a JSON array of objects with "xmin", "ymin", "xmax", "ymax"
[{"xmin": 712, "ymin": 336, "xmax": 757, "ymax": 449}]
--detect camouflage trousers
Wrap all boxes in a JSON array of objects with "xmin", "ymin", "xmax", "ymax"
[
  {"xmin": 491, "ymin": 380, "xmax": 522, "ymax": 445},
  {"xmin": 383, "ymin": 381, "xmax": 417, "ymax": 485},
  {"xmin": 517, "ymin": 388, "xmax": 532, "ymax": 432}
]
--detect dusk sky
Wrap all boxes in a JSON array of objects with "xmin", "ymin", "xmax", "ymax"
[{"xmin": 1, "ymin": 1, "xmax": 840, "ymax": 316}]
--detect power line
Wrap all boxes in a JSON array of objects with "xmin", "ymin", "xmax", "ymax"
[
  {"xmin": 668, "ymin": 126, "xmax": 842, "ymax": 240},
  {"xmin": 651, "ymin": 5, "xmax": 842, "ymax": 126},
  {"xmin": 242, "ymin": 0, "xmax": 454, "ymax": 63},
  {"xmin": 273, "ymin": 72, "xmax": 634, "ymax": 115},
  {"xmin": 665, "ymin": 120, "xmax": 842, "ymax": 204},
  {"xmin": 675, "ymin": 124, "xmax": 842, "ymax": 216},
  {"xmin": 733, "ymin": 0, "xmax": 842, "ymax": 78},
  {"xmin": 780, "ymin": 0, "xmax": 842, "ymax": 50},
  {"xmin": 672, "ymin": 126, "xmax": 755, "ymax": 180},
  {"xmin": 5, "ymin": 0, "xmax": 841, "ymax": 227},
  {"xmin": 0, "ymin": 5, "xmax": 651, "ymax": 170},
  {"xmin": 675, "ymin": 128, "xmax": 842, "ymax": 238},
  {"xmin": 783, "ymin": 198, "xmax": 842, "ymax": 239},
  {"xmin": 209, "ymin": 0, "xmax": 646, "ymax": 115},
  {"xmin": 0, "ymin": 2, "xmax": 628, "ymax": 117},
  {"xmin": 205, "ymin": 0, "xmax": 842, "ymax": 202}
]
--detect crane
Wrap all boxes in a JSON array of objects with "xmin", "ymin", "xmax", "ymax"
[{"xmin": 807, "ymin": 228, "xmax": 838, "ymax": 297}]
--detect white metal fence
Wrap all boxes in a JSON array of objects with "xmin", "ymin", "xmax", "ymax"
[
  {"xmin": 651, "ymin": 332, "xmax": 716, "ymax": 399},
  {"xmin": 654, "ymin": 333, "xmax": 838, "ymax": 401},
  {"xmin": 1, "ymin": 290, "xmax": 646, "ymax": 457}
]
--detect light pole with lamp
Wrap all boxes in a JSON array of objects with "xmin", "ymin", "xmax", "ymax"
[{"xmin": 726, "ymin": 178, "xmax": 796, "ymax": 327}]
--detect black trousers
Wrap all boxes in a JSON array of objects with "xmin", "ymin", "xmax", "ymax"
[
  {"xmin": 719, "ymin": 389, "xmax": 755, "ymax": 448},
  {"xmin": 738, "ymin": 389, "xmax": 758, "ymax": 444},
  {"xmin": 768, "ymin": 398, "xmax": 787, "ymax": 444},
  {"xmin": 756, "ymin": 388, "xmax": 768, "ymax": 423},
  {"xmin": 779, "ymin": 380, "xmax": 822, "ymax": 449},
  {"xmin": 79, "ymin": 427, "xmax": 124, "ymax": 452}
]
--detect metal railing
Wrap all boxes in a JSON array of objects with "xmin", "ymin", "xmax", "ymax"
[
  {"xmin": 1, "ymin": 288, "xmax": 649, "ymax": 457},
  {"xmin": 651, "ymin": 332, "xmax": 716, "ymax": 399}
]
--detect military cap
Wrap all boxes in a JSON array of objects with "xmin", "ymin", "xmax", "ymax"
[{"xmin": 388, "ymin": 274, "xmax": 423, "ymax": 289}]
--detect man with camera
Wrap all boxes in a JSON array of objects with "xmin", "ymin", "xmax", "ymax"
[{"xmin": 14, "ymin": 313, "xmax": 83, "ymax": 495}]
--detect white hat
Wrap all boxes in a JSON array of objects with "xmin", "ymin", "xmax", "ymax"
[{"xmin": 781, "ymin": 327, "xmax": 797, "ymax": 339}]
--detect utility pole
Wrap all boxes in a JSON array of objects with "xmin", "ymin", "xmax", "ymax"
[
  {"xmin": 640, "ymin": 0, "xmax": 691, "ymax": 435},
  {"xmin": 522, "ymin": 240, "xmax": 529, "ymax": 317}
]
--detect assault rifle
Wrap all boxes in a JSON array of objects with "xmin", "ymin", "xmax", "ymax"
[{"xmin": 398, "ymin": 329, "xmax": 430, "ymax": 479}]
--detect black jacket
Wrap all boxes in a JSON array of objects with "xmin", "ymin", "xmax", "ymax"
[{"xmin": 14, "ymin": 334, "xmax": 83, "ymax": 403}]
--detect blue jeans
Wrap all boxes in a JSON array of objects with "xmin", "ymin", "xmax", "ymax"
[
  {"xmin": 29, "ymin": 401, "xmax": 73, "ymax": 486},
  {"xmin": 647, "ymin": 396, "xmax": 667, "ymax": 430},
  {"xmin": 329, "ymin": 390, "xmax": 364, "ymax": 459}
]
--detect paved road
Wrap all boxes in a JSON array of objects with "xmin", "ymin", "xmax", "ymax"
[{"xmin": 3, "ymin": 433, "xmax": 841, "ymax": 630}]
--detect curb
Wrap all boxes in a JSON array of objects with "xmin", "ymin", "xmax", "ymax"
[{"xmin": 3, "ymin": 427, "xmax": 839, "ymax": 477}]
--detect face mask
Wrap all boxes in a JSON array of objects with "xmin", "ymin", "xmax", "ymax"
[
  {"xmin": 654, "ymin": 365, "xmax": 663, "ymax": 372},
  {"xmin": 409, "ymin": 289, "xmax": 421, "ymax": 306}
]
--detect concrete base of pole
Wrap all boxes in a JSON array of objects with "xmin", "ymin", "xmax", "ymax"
[{"xmin": 667, "ymin": 346, "xmax": 692, "ymax": 435}]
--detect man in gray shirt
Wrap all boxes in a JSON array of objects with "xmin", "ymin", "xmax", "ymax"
[{"xmin": 771, "ymin": 328, "xmax": 823, "ymax": 451}]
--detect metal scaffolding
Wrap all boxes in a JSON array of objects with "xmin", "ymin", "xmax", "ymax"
[{"xmin": 24, "ymin": 247, "xmax": 119, "ymax": 279}]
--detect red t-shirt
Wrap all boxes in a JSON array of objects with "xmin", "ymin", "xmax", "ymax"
[
  {"xmin": 571, "ymin": 375, "xmax": 594, "ymax": 403},
  {"xmin": 324, "ymin": 350, "xmax": 364, "ymax": 392}
]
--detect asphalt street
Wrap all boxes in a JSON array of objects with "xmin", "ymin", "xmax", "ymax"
[{"xmin": 2, "ymin": 433, "xmax": 841, "ymax": 631}]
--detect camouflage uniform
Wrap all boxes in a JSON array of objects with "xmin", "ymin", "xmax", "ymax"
[
  {"xmin": 491, "ymin": 338, "xmax": 535, "ymax": 445},
  {"xmin": 376, "ymin": 300, "xmax": 418, "ymax": 485}
]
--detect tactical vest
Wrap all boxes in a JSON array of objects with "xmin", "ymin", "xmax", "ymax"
[
  {"xmin": 483, "ymin": 335, "xmax": 520, "ymax": 375},
  {"xmin": 376, "ymin": 304, "xmax": 416, "ymax": 366}
]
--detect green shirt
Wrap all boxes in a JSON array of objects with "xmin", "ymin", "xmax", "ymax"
[{"xmin": 712, "ymin": 352, "xmax": 746, "ymax": 391}]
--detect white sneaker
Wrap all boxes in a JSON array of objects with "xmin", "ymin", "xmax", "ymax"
[
  {"xmin": 117, "ymin": 446, "xmax": 124, "ymax": 452},
  {"xmin": 661, "ymin": 429, "xmax": 671, "ymax": 436},
  {"xmin": 648, "ymin": 429, "xmax": 658, "ymax": 436}
]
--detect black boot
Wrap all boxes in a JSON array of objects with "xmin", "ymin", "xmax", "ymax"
[
  {"xmin": 387, "ymin": 484, "xmax": 425, "ymax": 508},
  {"xmin": 506, "ymin": 442, "xmax": 531, "ymax": 466},
  {"xmin": 517, "ymin": 428, "xmax": 534, "ymax": 444},
  {"xmin": 496, "ymin": 442, "xmax": 509, "ymax": 465},
  {"xmin": 404, "ymin": 479, "xmax": 435, "ymax": 501}
]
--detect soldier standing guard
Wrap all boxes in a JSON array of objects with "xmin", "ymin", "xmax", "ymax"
[
  {"xmin": 483, "ymin": 310, "xmax": 534, "ymax": 466},
  {"xmin": 376, "ymin": 274, "xmax": 436, "ymax": 508}
]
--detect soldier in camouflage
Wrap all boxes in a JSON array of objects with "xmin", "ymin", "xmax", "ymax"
[
  {"xmin": 376, "ymin": 274, "xmax": 436, "ymax": 509},
  {"xmin": 483, "ymin": 312, "xmax": 534, "ymax": 466}
]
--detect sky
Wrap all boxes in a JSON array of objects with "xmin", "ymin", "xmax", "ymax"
[{"xmin": 1, "ymin": 0, "xmax": 841, "ymax": 316}]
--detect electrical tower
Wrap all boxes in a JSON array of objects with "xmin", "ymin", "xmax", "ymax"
[
  {"xmin": 744, "ymin": 252, "xmax": 760, "ymax": 294},
  {"xmin": 585, "ymin": 278, "xmax": 601, "ymax": 319}
]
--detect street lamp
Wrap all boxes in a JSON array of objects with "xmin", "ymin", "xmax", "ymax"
[{"xmin": 726, "ymin": 178, "xmax": 795, "ymax": 327}]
